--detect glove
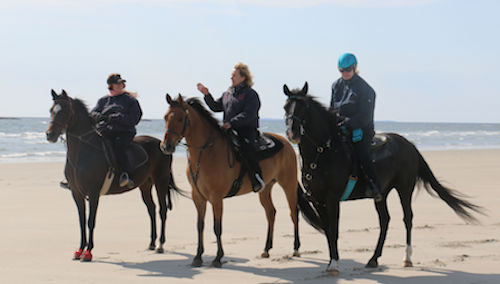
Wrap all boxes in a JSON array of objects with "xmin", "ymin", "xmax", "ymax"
[
  {"xmin": 352, "ymin": 128, "xmax": 363, "ymax": 143},
  {"xmin": 107, "ymin": 113, "xmax": 122, "ymax": 122},
  {"xmin": 91, "ymin": 112, "xmax": 106, "ymax": 123}
]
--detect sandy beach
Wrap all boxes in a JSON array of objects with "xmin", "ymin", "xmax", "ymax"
[{"xmin": 1, "ymin": 149, "xmax": 499, "ymax": 284}]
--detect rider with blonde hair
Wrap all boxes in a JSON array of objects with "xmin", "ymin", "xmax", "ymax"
[{"xmin": 197, "ymin": 62, "xmax": 265, "ymax": 192}]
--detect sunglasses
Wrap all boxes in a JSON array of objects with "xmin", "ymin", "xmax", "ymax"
[{"xmin": 339, "ymin": 67, "xmax": 354, "ymax": 73}]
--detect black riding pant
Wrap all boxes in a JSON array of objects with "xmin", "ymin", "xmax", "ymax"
[
  {"xmin": 353, "ymin": 135, "xmax": 380, "ymax": 189},
  {"xmin": 102, "ymin": 131, "xmax": 135, "ymax": 173}
]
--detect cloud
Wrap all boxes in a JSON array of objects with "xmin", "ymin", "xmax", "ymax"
[{"xmin": 1, "ymin": 0, "xmax": 440, "ymax": 9}]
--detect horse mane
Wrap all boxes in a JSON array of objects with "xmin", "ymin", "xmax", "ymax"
[
  {"xmin": 290, "ymin": 89, "xmax": 337, "ymax": 124},
  {"xmin": 185, "ymin": 97, "xmax": 227, "ymax": 138},
  {"xmin": 67, "ymin": 97, "xmax": 95, "ymax": 125},
  {"xmin": 71, "ymin": 98, "xmax": 90, "ymax": 116}
]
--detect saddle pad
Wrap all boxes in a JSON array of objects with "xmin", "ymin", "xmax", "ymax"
[
  {"xmin": 371, "ymin": 134, "xmax": 392, "ymax": 162},
  {"xmin": 126, "ymin": 142, "xmax": 149, "ymax": 171},
  {"xmin": 256, "ymin": 133, "xmax": 284, "ymax": 160}
]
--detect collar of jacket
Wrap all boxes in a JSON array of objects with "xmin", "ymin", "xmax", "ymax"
[
  {"xmin": 229, "ymin": 83, "xmax": 248, "ymax": 95},
  {"xmin": 343, "ymin": 74, "xmax": 360, "ymax": 85}
]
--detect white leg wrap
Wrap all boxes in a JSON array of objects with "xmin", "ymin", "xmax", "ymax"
[
  {"xmin": 327, "ymin": 259, "xmax": 339, "ymax": 272},
  {"xmin": 404, "ymin": 245, "xmax": 413, "ymax": 262}
]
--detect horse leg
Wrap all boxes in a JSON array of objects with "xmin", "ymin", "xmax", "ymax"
[
  {"xmin": 192, "ymin": 194, "xmax": 207, "ymax": 267},
  {"xmin": 366, "ymin": 199, "xmax": 390, "ymax": 268},
  {"xmin": 71, "ymin": 190, "xmax": 87, "ymax": 260},
  {"xmin": 211, "ymin": 199, "xmax": 224, "ymax": 268},
  {"xmin": 258, "ymin": 183, "xmax": 276, "ymax": 258},
  {"xmin": 325, "ymin": 202, "xmax": 340, "ymax": 275},
  {"xmin": 280, "ymin": 180, "xmax": 300, "ymax": 257},
  {"xmin": 398, "ymin": 187, "xmax": 414, "ymax": 267},
  {"xmin": 139, "ymin": 182, "xmax": 157, "ymax": 251},
  {"xmin": 82, "ymin": 194, "xmax": 100, "ymax": 262},
  {"xmin": 155, "ymin": 181, "xmax": 168, "ymax": 254}
]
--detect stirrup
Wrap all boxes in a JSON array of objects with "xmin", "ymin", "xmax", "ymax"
[
  {"xmin": 119, "ymin": 172, "xmax": 135, "ymax": 188},
  {"xmin": 252, "ymin": 173, "xmax": 265, "ymax": 193}
]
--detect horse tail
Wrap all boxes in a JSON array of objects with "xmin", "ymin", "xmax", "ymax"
[
  {"xmin": 416, "ymin": 150, "xmax": 483, "ymax": 223},
  {"xmin": 297, "ymin": 184, "xmax": 325, "ymax": 233},
  {"xmin": 166, "ymin": 170, "xmax": 189, "ymax": 210}
]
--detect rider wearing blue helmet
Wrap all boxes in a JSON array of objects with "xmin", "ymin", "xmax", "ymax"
[{"xmin": 330, "ymin": 53, "xmax": 382, "ymax": 202}]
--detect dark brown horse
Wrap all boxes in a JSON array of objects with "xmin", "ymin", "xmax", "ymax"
[
  {"xmin": 46, "ymin": 90, "xmax": 181, "ymax": 261},
  {"xmin": 160, "ymin": 94, "xmax": 317, "ymax": 268},
  {"xmin": 283, "ymin": 82, "xmax": 483, "ymax": 275}
]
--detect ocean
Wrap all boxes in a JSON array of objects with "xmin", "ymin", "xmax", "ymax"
[{"xmin": 1, "ymin": 117, "xmax": 499, "ymax": 163}]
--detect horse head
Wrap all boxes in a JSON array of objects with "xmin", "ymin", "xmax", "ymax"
[
  {"xmin": 161, "ymin": 93, "xmax": 190, "ymax": 154},
  {"xmin": 283, "ymin": 82, "xmax": 309, "ymax": 144},
  {"xmin": 46, "ymin": 89, "xmax": 72, "ymax": 143}
]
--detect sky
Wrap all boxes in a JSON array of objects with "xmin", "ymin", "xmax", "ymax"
[{"xmin": 1, "ymin": 0, "xmax": 499, "ymax": 123}]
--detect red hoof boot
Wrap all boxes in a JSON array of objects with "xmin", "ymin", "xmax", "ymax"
[
  {"xmin": 73, "ymin": 249, "xmax": 84, "ymax": 260},
  {"xmin": 81, "ymin": 250, "xmax": 93, "ymax": 262}
]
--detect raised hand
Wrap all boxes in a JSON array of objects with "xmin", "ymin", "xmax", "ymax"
[{"xmin": 197, "ymin": 83, "xmax": 209, "ymax": 96}]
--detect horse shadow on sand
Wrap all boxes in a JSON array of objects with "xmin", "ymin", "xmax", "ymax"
[{"xmin": 97, "ymin": 252, "xmax": 500, "ymax": 283}]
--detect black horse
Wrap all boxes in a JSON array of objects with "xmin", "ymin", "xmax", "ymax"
[
  {"xmin": 46, "ymin": 90, "xmax": 181, "ymax": 261},
  {"xmin": 283, "ymin": 82, "xmax": 483, "ymax": 275}
]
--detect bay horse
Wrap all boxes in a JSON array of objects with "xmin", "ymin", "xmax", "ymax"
[
  {"xmin": 283, "ymin": 82, "xmax": 483, "ymax": 275},
  {"xmin": 160, "ymin": 94, "xmax": 317, "ymax": 268},
  {"xmin": 46, "ymin": 90, "xmax": 181, "ymax": 261}
]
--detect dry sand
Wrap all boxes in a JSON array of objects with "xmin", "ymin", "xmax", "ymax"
[{"xmin": 0, "ymin": 149, "xmax": 499, "ymax": 283}]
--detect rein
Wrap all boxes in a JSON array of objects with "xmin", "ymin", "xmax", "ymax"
[{"xmin": 286, "ymin": 97, "xmax": 339, "ymax": 207}]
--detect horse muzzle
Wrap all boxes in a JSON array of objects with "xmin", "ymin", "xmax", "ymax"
[
  {"xmin": 46, "ymin": 130, "xmax": 60, "ymax": 143},
  {"xmin": 160, "ymin": 140, "xmax": 177, "ymax": 155},
  {"xmin": 286, "ymin": 128, "xmax": 300, "ymax": 144}
]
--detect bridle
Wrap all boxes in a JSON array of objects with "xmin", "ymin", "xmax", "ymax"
[
  {"xmin": 165, "ymin": 104, "xmax": 214, "ymax": 201},
  {"xmin": 285, "ymin": 95, "xmax": 337, "ymax": 207},
  {"xmin": 165, "ymin": 106, "xmax": 190, "ymax": 144}
]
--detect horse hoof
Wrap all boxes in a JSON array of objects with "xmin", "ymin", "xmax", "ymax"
[
  {"xmin": 191, "ymin": 258, "xmax": 203, "ymax": 267},
  {"xmin": 156, "ymin": 247, "xmax": 164, "ymax": 254},
  {"xmin": 293, "ymin": 250, "xmax": 301, "ymax": 257},
  {"xmin": 403, "ymin": 260, "xmax": 413, "ymax": 267},
  {"xmin": 73, "ymin": 249, "xmax": 83, "ymax": 260},
  {"xmin": 261, "ymin": 251, "xmax": 270, "ymax": 258},
  {"xmin": 211, "ymin": 260, "xmax": 222, "ymax": 268},
  {"xmin": 326, "ymin": 269, "xmax": 339, "ymax": 276},
  {"xmin": 365, "ymin": 259, "xmax": 378, "ymax": 268},
  {"xmin": 148, "ymin": 244, "xmax": 155, "ymax": 251},
  {"xmin": 81, "ymin": 250, "xmax": 93, "ymax": 262}
]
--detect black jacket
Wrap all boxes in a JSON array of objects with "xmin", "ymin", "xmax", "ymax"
[
  {"xmin": 204, "ymin": 83, "xmax": 261, "ymax": 133},
  {"xmin": 330, "ymin": 74, "xmax": 376, "ymax": 138},
  {"xmin": 90, "ymin": 92, "xmax": 142, "ymax": 134}
]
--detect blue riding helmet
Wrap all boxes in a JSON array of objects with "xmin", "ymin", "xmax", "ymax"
[{"xmin": 338, "ymin": 53, "xmax": 357, "ymax": 69}]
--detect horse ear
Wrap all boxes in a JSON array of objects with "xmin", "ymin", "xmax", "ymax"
[
  {"xmin": 177, "ymin": 94, "xmax": 185, "ymax": 103},
  {"xmin": 166, "ymin": 93, "xmax": 173, "ymax": 105},
  {"xmin": 51, "ymin": 89, "xmax": 58, "ymax": 100},
  {"xmin": 283, "ymin": 84, "xmax": 291, "ymax": 97},
  {"xmin": 61, "ymin": 89, "xmax": 68, "ymax": 98},
  {"xmin": 301, "ymin": 81, "xmax": 308, "ymax": 96}
]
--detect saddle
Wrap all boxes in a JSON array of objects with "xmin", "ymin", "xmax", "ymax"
[
  {"xmin": 225, "ymin": 132, "xmax": 283, "ymax": 198},
  {"xmin": 229, "ymin": 132, "xmax": 284, "ymax": 161},
  {"xmin": 370, "ymin": 134, "xmax": 392, "ymax": 161},
  {"xmin": 102, "ymin": 139, "xmax": 149, "ymax": 172}
]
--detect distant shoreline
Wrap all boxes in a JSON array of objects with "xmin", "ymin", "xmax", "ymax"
[{"xmin": 2, "ymin": 117, "xmax": 500, "ymax": 124}]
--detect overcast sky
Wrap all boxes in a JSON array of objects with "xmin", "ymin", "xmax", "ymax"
[{"xmin": 1, "ymin": 0, "xmax": 499, "ymax": 122}]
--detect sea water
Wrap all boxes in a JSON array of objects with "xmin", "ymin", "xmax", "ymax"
[{"xmin": 1, "ymin": 117, "xmax": 499, "ymax": 163}]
